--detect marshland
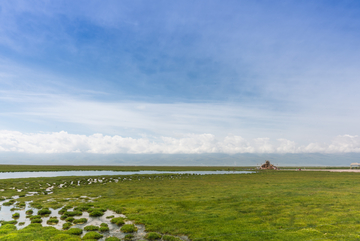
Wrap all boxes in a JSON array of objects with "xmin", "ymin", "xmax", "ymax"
[{"xmin": 0, "ymin": 166, "xmax": 360, "ymax": 240}]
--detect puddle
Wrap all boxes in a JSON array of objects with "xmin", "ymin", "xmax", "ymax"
[{"xmin": 0, "ymin": 197, "xmax": 189, "ymax": 241}]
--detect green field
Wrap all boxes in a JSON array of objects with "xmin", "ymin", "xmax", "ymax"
[{"xmin": 1, "ymin": 170, "xmax": 360, "ymax": 240}]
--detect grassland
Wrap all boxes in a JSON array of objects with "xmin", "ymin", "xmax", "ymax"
[{"xmin": 2, "ymin": 171, "xmax": 360, "ymax": 240}]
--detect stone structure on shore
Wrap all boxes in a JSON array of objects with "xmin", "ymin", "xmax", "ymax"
[{"xmin": 260, "ymin": 160, "xmax": 278, "ymax": 170}]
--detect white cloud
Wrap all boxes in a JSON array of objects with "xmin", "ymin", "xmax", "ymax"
[
  {"xmin": 0, "ymin": 130, "xmax": 359, "ymax": 154},
  {"xmin": 0, "ymin": 88, "xmax": 294, "ymax": 139}
]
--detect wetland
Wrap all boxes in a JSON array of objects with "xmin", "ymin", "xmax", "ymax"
[{"xmin": 0, "ymin": 167, "xmax": 360, "ymax": 240}]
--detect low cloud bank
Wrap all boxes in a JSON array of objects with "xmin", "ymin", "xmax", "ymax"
[{"xmin": 0, "ymin": 130, "xmax": 359, "ymax": 154}]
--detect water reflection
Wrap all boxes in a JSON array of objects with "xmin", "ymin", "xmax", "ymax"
[{"xmin": 0, "ymin": 170, "xmax": 253, "ymax": 179}]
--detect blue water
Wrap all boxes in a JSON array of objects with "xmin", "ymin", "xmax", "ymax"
[{"xmin": 0, "ymin": 170, "xmax": 253, "ymax": 179}]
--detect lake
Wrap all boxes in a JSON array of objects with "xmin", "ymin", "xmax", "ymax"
[{"xmin": 0, "ymin": 170, "xmax": 254, "ymax": 179}]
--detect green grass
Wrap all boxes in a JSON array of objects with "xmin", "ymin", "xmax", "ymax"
[
  {"xmin": 0, "ymin": 224, "xmax": 82, "ymax": 240},
  {"xmin": 89, "ymin": 210, "xmax": 104, "ymax": 217},
  {"xmin": 30, "ymin": 218, "xmax": 42, "ymax": 224},
  {"xmin": 4, "ymin": 171, "xmax": 360, "ymax": 240},
  {"xmin": 110, "ymin": 217, "xmax": 125, "ymax": 226},
  {"xmin": 1, "ymin": 220, "xmax": 17, "ymax": 225},
  {"xmin": 46, "ymin": 218, "xmax": 59, "ymax": 225},
  {"xmin": 120, "ymin": 224, "xmax": 138, "ymax": 233},
  {"xmin": 84, "ymin": 225, "xmax": 99, "ymax": 231},
  {"xmin": 62, "ymin": 222, "xmax": 72, "ymax": 230},
  {"xmin": 37, "ymin": 208, "xmax": 51, "ymax": 216},
  {"xmin": 64, "ymin": 210, "xmax": 82, "ymax": 216},
  {"xmin": 82, "ymin": 231, "xmax": 103, "ymax": 239},
  {"xmin": 65, "ymin": 217, "xmax": 75, "ymax": 223},
  {"xmin": 25, "ymin": 210, "xmax": 33, "ymax": 215},
  {"xmin": 73, "ymin": 218, "xmax": 87, "ymax": 224},
  {"xmin": 124, "ymin": 234, "xmax": 134, "ymax": 241},
  {"xmin": 162, "ymin": 235, "xmax": 182, "ymax": 241},
  {"xmin": 145, "ymin": 232, "xmax": 162, "ymax": 240},
  {"xmin": 99, "ymin": 226, "xmax": 110, "ymax": 232},
  {"xmin": 66, "ymin": 228, "xmax": 82, "ymax": 235},
  {"xmin": 105, "ymin": 237, "xmax": 120, "ymax": 241}
]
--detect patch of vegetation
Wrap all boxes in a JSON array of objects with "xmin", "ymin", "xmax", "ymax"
[
  {"xmin": 63, "ymin": 222, "xmax": 72, "ymax": 230},
  {"xmin": 145, "ymin": 232, "xmax": 162, "ymax": 240},
  {"xmin": 30, "ymin": 202, "xmax": 42, "ymax": 209},
  {"xmin": 105, "ymin": 237, "xmax": 120, "ymax": 241},
  {"xmin": 74, "ymin": 204, "xmax": 92, "ymax": 211},
  {"xmin": 65, "ymin": 217, "xmax": 75, "ymax": 222},
  {"xmin": 113, "ymin": 207, "xmax": 124, "ymax": 214},
  {"xmin": 30, "ymin": 218, "xmax": 42, "ymax": 224},
  {"xmin": 89, "ymin": 210, "xmax": 104, "ymax": 217},
  {"xmin": 66, "ymin": 228, "xmax": 83, "ymax": 235},
  {"xmin": 82, "ymin": 231, "xmax": 103, "ymax": 240},
  {"xmin": 64, "ymin": 210, "xmax": 82, "ymax": 216},
  {"xmin": 37, "ymin": 208, "xmax": 51, "ymax": 215},
  {"xmin": 46, "ymin": 217, "xmax": 59, "ymax": 225},
  {"xmin": 124, "ymin": 234, "xmax": 134, "ymax": 240},
  {"xmin": 73, "ymin": 218, "xmax": 87, "ymax": 224},
  {"xmin": 162, "ymin": 235, "xmax": 182, "ymax": 241},
  {"xmin": 12, "ymin": 212, "xmax": 20, "ymax": 219},
  {"xmin": 84, "ymin": 225, "xmax": 99, "ymax": 231},
  {"xmin": 88, "ymin": 207, "xmax": 107, "ymax": 212},
  {"xmin": 110, "ymin": 217, "xmax": 125, "ymax": 226},
  {"xmin": 120, "ymin": 224, "xmax": 138, "ymax": 233},
  {"xmin": 99, "ymin": 226, "xmax": 110, "ymax": 232},
  {"xmin": 1, "ymin": 220, "xmax": 17, "ymax": 225},
  {"xmin": 106, "ymin": 215, "xmax": 114, "ymax": 219},
  {"xmin": 16, "ymin": 201, "xmax": 26, "ymax": 207},
  {"xmin": 25, "ymin": 209, "xmax": 33, "ymax": 215},
  {"xmin": 58, "ymin": 207, "xmax": 67, "ymax": 214},
  {"xmin": 29, "ymin": 215, "xmax": 42, "ymax": 220},
  {"xmin": 0, "ymin": 223, "xmax": 81, "ymax": 240},
  {"xmin": 2, "ymin": 201, "xmax": 14, "ymax": 206},
  {"xmin": 0, "ymin": 224, "xmax": 17, "ymax": 234}
]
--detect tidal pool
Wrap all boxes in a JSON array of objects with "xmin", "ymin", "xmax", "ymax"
[{"xmin": 0, "ymin": 170, "xmax": 253, "ymax": 179}]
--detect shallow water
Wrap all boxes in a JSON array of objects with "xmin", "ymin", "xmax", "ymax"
[
  {"xmin": 0, "ymin": 170, "xmax": 253, "ymax": 179},
  {"xmin": 0, "ymin": 198, "xmax": 188, "ymax": 241}
]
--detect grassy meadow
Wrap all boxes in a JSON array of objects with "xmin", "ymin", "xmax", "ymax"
[{"xmin": 1, "ymin": 170, "xmax": 360, "ymax": 240}]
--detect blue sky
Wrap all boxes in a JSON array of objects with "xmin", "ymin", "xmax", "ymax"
[{"xmin": 1, "ymin": 0, "xmax": 360, "ymax": 155}]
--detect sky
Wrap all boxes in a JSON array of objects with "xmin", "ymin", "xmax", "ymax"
[{"xmin": 1, "ymin": 1, "xmax": 360, "ymax": 157}]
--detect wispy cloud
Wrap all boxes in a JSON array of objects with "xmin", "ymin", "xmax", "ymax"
[
  {"xmin": 0, "ymin": 84, "xmax": 359, "ymax": 146},
  {"xmin": 0, "ymin": 90, "xmax": 289, "ymax": 137}
]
